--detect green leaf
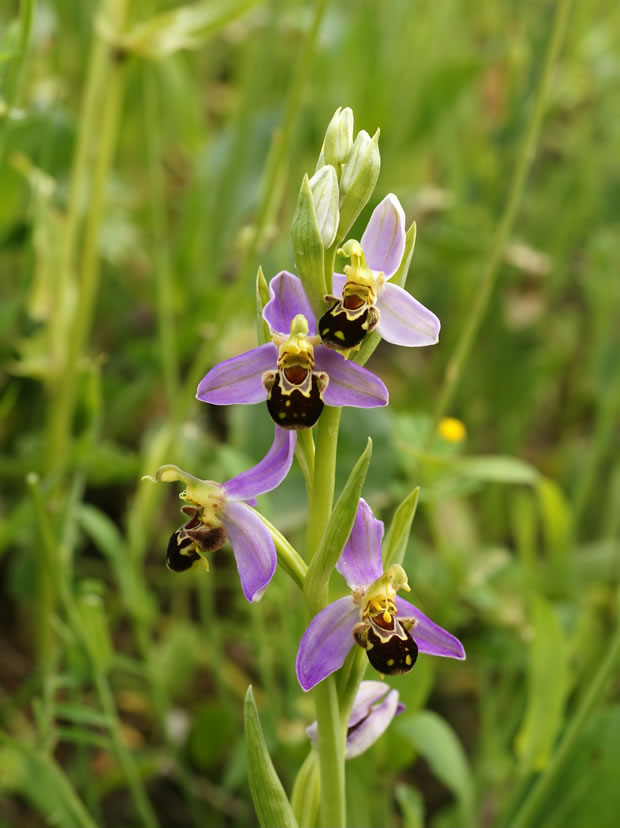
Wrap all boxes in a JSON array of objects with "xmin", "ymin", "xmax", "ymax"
[
  {"xmin": 244, "ymin": 686, "xmax": 298, "ymax": 828},
  {"xmin": 395, "ymin": 783, "xmax": 425, "ymax": 828},
  {"xmin": 304, "ymin": 438, "xmax": 372, "ymax": 612},
  {"xmin": 515, "ymin": 593, "xmax": 569, "ymax": 772},
  {"xmin": 112, "ymin": 0, "xmax": 261, "ymax": 60},
  {"xmin": 535, "ymin": 477, "xmax": 573, "ymax": 563},
  {"xmin": 0, "ymin": 741, "xmax": 98, "ymax": 828},
  {"xmin": 399, "ymin": 444, "xmax": 540, "ymax": 486},
  {"xmin": 397, "ymin": 710, "xmax": 475, "ymax": 825},
  {"xmin": 382, "ymin": 486, "xmax": 420, "ymax": 568}
]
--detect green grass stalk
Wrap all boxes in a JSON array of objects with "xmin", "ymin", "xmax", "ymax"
[{"xmin": 431, "ymin": 0, "xmax": 573, "ymax": 429}]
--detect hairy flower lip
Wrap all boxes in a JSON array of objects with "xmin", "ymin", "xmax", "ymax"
[{"xmin": 295, "ymin": 499, "xmax": 465, "ymax": 691}]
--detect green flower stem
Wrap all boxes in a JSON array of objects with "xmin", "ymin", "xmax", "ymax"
[
  {"xmin": 508, "ymin": 596, "xmax": 620, "ymax": 828},
  {"xmin": 313, "ymin": 677, "xmax": 346, "ymax": 828},
  {"xmin": 306, "ymin": 406, "xmax": 342, "ymax": 560},
  {"xmin": 303, "ymin": 404, "xmax": 347, "ymax": 827},
  {"xmin": 431, "ymin": 0, "xmax": 573, "ymax": 430},
  {"xmin": 258, "ymin": 514, "xmax": 308, "ymax": 589},
  {"xmin": 295, "ymin": 428, "xmax": 316, "ymax": 497}
]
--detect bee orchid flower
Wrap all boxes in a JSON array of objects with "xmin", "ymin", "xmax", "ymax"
[
  {"xmin": 144, "ymin": 426, "xmax": 296, "ymax": 603},
  {"xmin": 296, "ymin": 499, "xmax": 465, "ymax": 691}
]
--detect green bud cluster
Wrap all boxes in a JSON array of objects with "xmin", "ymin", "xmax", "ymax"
[{"xmin": 291, "ymin": 107, "xmax": 381, "ymax": 315}]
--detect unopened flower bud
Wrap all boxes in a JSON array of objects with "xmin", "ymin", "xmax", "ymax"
[
  {"xmin": 291, "ymin": 167, "xmax": 339, "ymax": 314},
  {"xmin": 338, "ymin": 129, "xmax": 381, "ymax": 239},
  {"xmin": 308, "ymin": 165, "xmax": 339, "ymax": 248},
  {"xmin": 323, "ymin": 106, "xmax": 354, "ymax": 167}
]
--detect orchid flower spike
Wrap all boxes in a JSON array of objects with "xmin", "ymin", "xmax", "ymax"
[
  {"xmin": 296, "ymin": 499, "xmax": 465, "ymax": 691},
  {"xmin": 319, "ymin": 193, "xmax": 440, "ymax": 350},
  {"xmin": 199, "ymin": 300, "xmax": 388, "ymax": 429},
  {"xmin": 143, "ymin": 427, "xmax": 296, "ymax": 602},
  {"xmin": 306, "ymin": 681, "xmax": 405, "ymax": 760}
]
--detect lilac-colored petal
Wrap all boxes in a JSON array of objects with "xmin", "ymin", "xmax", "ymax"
[
  {"xmin": 306, "ymin": 681, "xmax": 404, "ymax": 759},
  {"xmin": 331, "ymin": 272, "xmax": 347, "ymax": 298},
  {"xmin": 263, "ymin": 271, "xmax": 317, "ymax": 335},
  {"xmin": 361, "ymin": 194, "xmax": 406, "ymax": 278},
  {"xmin": 347, "ymin": 680, "xmax": 394, "ymax": 728},
  {"xmin": 336, "ymin": 499, "xmax": 384, "ymax": 590},
  {"xmin": 376, "ymin": 282, "xmax": 440, "ymax": 347},
  {"xmin": 196, "ymin": 343, "xmax": 277, "ymax": 405},
  {"xmin": 306, "ymin": 680, "xmax": 394, "ymax": 746},
  {"xmin": 223, "ymin": 427, "xmax": 297, "ymax": 502},
  {"xmin": 345, "ymin": 687, "xmax": 401, "ymax": 759},
  {"xmin": 221, "ymin": 501, "xmax": 276, "ymax": 602},
  {"xmin": 314, "ymin": 346, "xmax": 388, "ymax": 408},
  {"xmin": 296, "ymin": 596, "xmax": 360, "ymax": 691},
  {"xmin": 395, "ymin": 596, "xmax": 466, "ymax": 659}
]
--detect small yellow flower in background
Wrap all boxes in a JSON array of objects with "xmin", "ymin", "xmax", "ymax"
[{"xmin": 437, "ymin": 417, "xmax": 467, "ymax": 443}]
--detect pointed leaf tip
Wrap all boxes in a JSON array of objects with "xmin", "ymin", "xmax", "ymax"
[{"xmin": 244, "ymin": 686, "xmax": 298, "ymax": 828}]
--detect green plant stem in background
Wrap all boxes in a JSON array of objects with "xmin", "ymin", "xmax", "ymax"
[
  {"xmin": 142, "ymin": 63, "xmax": 180, "ymax": 415},
  {"xmin": 47, "ymin": 0, "xmax": 129, "ymax": 473},
  {"xmin": 508, "ymin": 594, "xmax": 620, "ymax": 828},
  {"xmin": 0, "ymin": 0, "xmax": 35, "ymax": 165},
  {"xmin": 431, "ymin": 0, "xmax": 573, "ymax": 429}
]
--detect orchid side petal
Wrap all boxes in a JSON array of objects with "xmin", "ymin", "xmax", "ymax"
[
  {"xmin": 361, "ymin": 194, "xmax": 406, "ymax": 278},
  {"xmin": 263, "ymin": 271, "xmax": 317, "ymax": 335},
  {"xmin": 221, "ymin": 501, "xmax": 276, "ymax": 602},
  {"xmin": 395, "ymin": 596, "xmax": 465, "ymax": 659},
  {"xmin": 345, "ymin": 687, "xmax": 401, "ymax": 759},
  {"xmin": 347, "ymin": 680, "xmax": 393, "ymax": 728},
  {"xmin": 306, "ymin": 680, "xmax": 391, "ymax": 746},
  {"xmin": 376, "ymin": 282, "xmax": 440, "ymax": 346},
  {"xmin": 336, "ymin": 499, "xmax": 384, "ymax": 590},
  {"xmin": 296, "ymin": 596, "xmax": 359, "ymax": 691},
  {"xmin": 331, "ymin": 272, "xmax": 346, "ymax": 298},
  {"xmin": 196, "ymin": 343, "xmax": 276, "ymax": 405},
  {"xmin": 223, "ymin": 427, "xmax": 297, "ymax": 501},
  {"xmin": 314, "ymin": 346, "xmax": 388, "ymax": 408}
]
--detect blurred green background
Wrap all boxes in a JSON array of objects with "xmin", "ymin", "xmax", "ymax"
[{"xmin": 1, "ymin": 0, "xmax": 619, "ymax": 826}]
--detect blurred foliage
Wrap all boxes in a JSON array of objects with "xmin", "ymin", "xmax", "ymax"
[{"xmin": 1, "ymin": 0, "xmax": 619, "ymax": 827}]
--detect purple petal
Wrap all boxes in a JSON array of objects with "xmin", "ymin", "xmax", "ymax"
[
  {"xmin": 336, "ymin": 499, "xmax": 384, "ymax": 590},
  {"xmin": 376, "ymin": 282, "xmax": 440, "ymax": 346},
  {"xmin": 314, "ymin": 346, "xmax": 388, "ymax": 408},
  {"xmin": 361, "ymin": 194, "xmax": 406, "ymax": 278},
  {"xmin": 223, "ymin": 427, "xmax": 297, "ymax": 502},
  {"xmin": 196, "ymin": 343, "xmax": 276, "ymax": 405},
  {"xmin": 347, "ymin": 680, "xmax": 393, "ymax": 728},
  {"xmin": 331, "ymin": 272, "xmax": 346, "ymax": 298},
  {"xmin": 221, "ymin": 501, "xmax": 276, "ymax": 602},
  {"xmin": 263, "ymin": 271, "xmax": 317, "ymax": 335},
  {"xmin": 395, "ymin": 596, "xmax": 466, "ymax": 659},
  {"xmin": 296, "ymin": 596, "xmax": 360, "ymax": 691},
  {"xmin": 306, "ymin": 680, "xmax": 390, "ymax": 746},
  {"xmin": 345, "ymin": 686, "xmax": 401, "ymax": 759}
]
